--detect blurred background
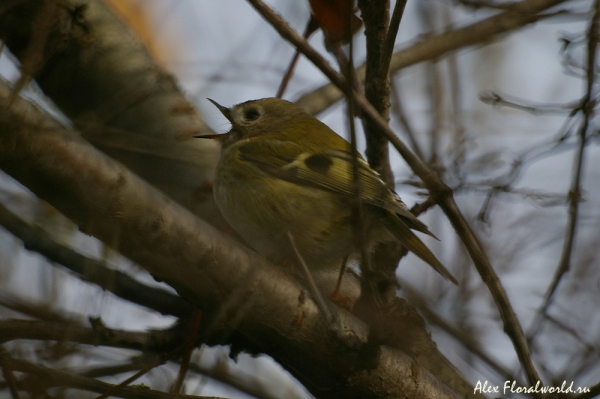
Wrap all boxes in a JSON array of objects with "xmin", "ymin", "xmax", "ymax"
[{"xmin": 0, "ymin": 0, "xmax": 599, "ymax": 397}]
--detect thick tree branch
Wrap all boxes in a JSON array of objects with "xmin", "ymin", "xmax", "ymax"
[
  {"xmin": 357, "ymin": 0, "xmax": 393, "ymax": 185},
  {"xmin": 0, "ymin": 0, "xmax": 224, "ymax": 228},
  {"xmin": 353, "ymin": 0, "xmax": 411, "ymax": 331}
]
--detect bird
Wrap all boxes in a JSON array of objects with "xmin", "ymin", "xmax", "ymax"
[{"xmin": 197, "ymin": 97, "xmax": 457, "ymax": 285}]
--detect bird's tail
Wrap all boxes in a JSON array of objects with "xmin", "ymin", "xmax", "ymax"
[{"xmin": 385, "ymin": 212, "xmax": 458, "ymax": 285}]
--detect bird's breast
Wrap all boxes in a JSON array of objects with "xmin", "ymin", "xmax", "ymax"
[{"xmin": 212, "ymin": 147, "xmax": 355, "ymax": 268}]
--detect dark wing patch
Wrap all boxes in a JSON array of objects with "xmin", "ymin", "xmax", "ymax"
[{"xmin": 304, "ymin": 153, "xmax": 334, "ymax": 175}]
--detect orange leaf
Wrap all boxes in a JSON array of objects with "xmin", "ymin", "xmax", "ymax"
[{"xmin": 308, "ymin": 0, "xmax": 362, "ymax": 47}]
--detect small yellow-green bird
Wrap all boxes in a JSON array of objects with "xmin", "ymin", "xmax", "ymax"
[{"xmin": 199, "ymin": 98, "xmax": 457, "ymax": 285}]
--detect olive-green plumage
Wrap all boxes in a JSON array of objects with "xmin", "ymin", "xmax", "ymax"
[{"xmin": 201, "ymin": 98, "xmax": 457, "ymax": 284}]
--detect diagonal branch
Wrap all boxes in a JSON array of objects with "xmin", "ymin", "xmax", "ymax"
[{"xmin": 381, "ymin": 0, "xmax": 408, "ymax": 75}]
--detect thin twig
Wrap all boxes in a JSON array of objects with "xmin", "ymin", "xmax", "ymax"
[
  {"xmin": 186, "ymin": 356, "xmax": 290, "ymax": 399},
  {"xmin": 409, "ymin": 196, "xmax": 438, "ymax": 218},
  {"xmin": 93, "ymin": 325, "xmax": 195, "ymax": 399},
  {"xmin": 545, "ymin": 314, "xmax": 597, "ymax": 353},
  {"xmin": 341, "ymin": 7, "xmax": 379, "ymax": 308},
  {"xmin": 417, "ymin": 2, "xmax": 443, "ymax": 165},
  {"xmin": 458, "ymin": 0, "xmax": 521, "ymax": 10},
  {"xmin": 331, "ymin": 255, "xmax": 349, "ymax": 301},
  {"xmin": 476, "ymin": 189, "xmax": 497, "ymax": 224},
  {"xmin": 0, "ymin": 358, "xmax": 22, "ymax": 399},
  {"xmin": 286, "ymin": 231, "xmax": 335, "ymax": 327},
  {"xmin": 390, "ymin": 79, "xmax": 426, "ymax": 161},
  {"xmin": 380, "ymin": 0, "xmax": 407, "ymax": 75},
  {"xmin": 427, "ymin": 60, "xmax": 442, "ymax": 165},
  {"xmin": 446, "ymin": 27, "xmax": 467, "ymax": 179},
  {"xmin": 171, "ymin": 308, "xmax": 202, "ymax": 393},
  {"xmin": 94, "ymin": 357, "xmax": 168, "ymax": 399},
  {"xmin": 276, "ymin": 18, "xmax": 318, "ymax": 99},
  {"xmin": 276, "ymin": 49, "xmax": 302, "ymax": 99},
  {"xmin": 246, "ymin": 0, "xmax": 543, "ymax": 389},
  {"xmin": 340, "ymin": 16, "xmax": 381, "ymax": 306},
  {"xmin": 79, "ymin": 363, "xmax": 143, "ymax": 379},
  {"xmin": 480, "ymin": 90, "xmax": 578, "ymax": 115}
]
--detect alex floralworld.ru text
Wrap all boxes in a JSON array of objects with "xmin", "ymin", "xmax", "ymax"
[{"xmin": 474, "ymin": 380, "xmax": 591, "ymax": 395}]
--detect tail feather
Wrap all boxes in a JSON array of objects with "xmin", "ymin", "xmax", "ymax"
[{"xmin": 386, "ymin": 212, "xmax": 458, "ymax": 285}]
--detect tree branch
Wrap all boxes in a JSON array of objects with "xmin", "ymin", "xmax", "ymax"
[
  {"xmin": 357, "ymin": 0, "xmax": 393, "ymax": 185},
  {"xmin": 0, "ymin": 319, "xmax": 181, "ymax": 352}
]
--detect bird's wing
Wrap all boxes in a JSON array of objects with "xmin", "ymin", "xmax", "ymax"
[
  {"xmin": 238, "ymin": 140, "xmax": 457, "ymax": 284},
  {"xmin": 238, "ymin": 142, "xmax": 434, "ymax": 237}
]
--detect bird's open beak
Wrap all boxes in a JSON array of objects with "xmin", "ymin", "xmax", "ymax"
[
  {"xmin": 195, "ymin": 99, "xmax": 233, "ymax": 141},
  {"xmin": 194, "ymin": 133, "xmax": 229, "ymax": 141},
  {"xmin": 207, "ymin": 98, "xmax": 233, "ymax": 123}
]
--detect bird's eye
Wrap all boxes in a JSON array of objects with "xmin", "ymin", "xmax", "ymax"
[{"xmin": 244, "ymin": 109, "xmax": 260, "ymax": 121}]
